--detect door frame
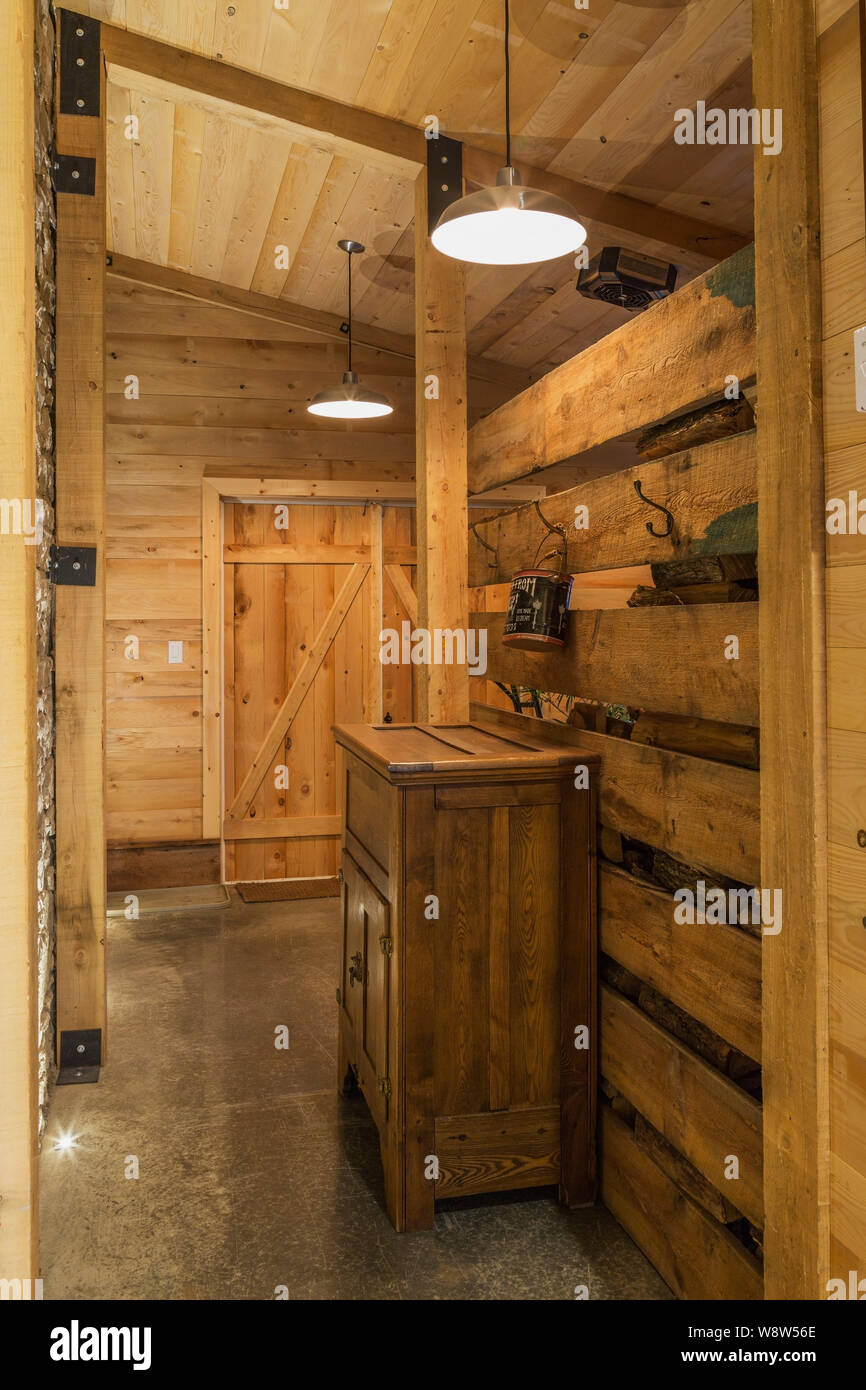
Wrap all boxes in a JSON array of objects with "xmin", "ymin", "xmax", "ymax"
[{"xmin": 202, "ymin": 478, "xmax": 420, "ymax": 877}]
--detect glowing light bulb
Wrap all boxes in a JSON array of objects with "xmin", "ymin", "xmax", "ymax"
[{"xmin": 51, "ymin": 1129, "xmax": 80, "ymax": 1154}]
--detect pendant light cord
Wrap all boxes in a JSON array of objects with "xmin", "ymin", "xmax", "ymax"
[
  {"xmin": 504, "ymin": 0, "xmax": 511, "ymax": 168},
  {"xmin": 346, "ymin": 249, "xmax": 353, "ymax": 373}
]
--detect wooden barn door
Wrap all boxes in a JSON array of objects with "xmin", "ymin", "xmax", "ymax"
[{"xmin": 222, "ymin": 501, "xmax": 415, "ymax": 882}]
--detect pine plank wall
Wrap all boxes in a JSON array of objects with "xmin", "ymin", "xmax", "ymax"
[{"xmin": 104, "ymin": 276, "xmax": 417, "ymax": 860}]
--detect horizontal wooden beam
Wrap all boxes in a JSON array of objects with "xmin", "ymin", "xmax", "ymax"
[
  {"xmin": 468, "ymin": 245, "xmax": 756, "ymax": 493},
  {"xmin": 101, "ymin": 22, "xmax": 745, "ymax": 268},
  {"xmin": 109, "ymin": 422, "xmax": 416, "ymax": 465},
  {"xmin": 469, "ymin": 431, "xmax": 757, "ymax": 585},
  {"xmin": 601, "ymin": 1106, "xmax": 763, "ymax": 1299},
  {"xmin": 476, "ymin": 602, "xmax": 759, "ymax": 725},
  {"xmin": 224, "ymin": 544, "xmax": 417, "ymax": 566},
  {"xmin": 101, "ymin": 26, "xmax": 424, "ymax": 176},
  {"xmin": 222, "ymin": 817, "xmax": 341, "ymax": 841},
  {"xmin": 601, "ymin": 984, "xmax": 763, "ymax": 1227},
  {"xmin": 463, "ymin": 147, "xmax": 750, "ymax": 266},
  {"xmin": 107, "ymin": 256, "xmax": 530, "ymax": 392},
  {"xmin": 471, "ymin": 703, "xmax": 760, "ymax": 883},
  {"xmin": 600, "ymin": 863, "xmax": 762, "ymax": 1062}
]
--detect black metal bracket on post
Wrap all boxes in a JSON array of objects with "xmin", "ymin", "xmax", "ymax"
[
  {"xmin": 57, "ymin": 1029, "xmax": 102, "ymax": 1085},
  {"xmin": 52, "ymin": 152, "xmax": 96, "ymax": 196},
  {"xmin": 426, "ymin": 135, "xmax": 463, "ymax": 235},
  {"xmin": 59, "ymin": 11, "xmax": 101, "ymax": 118},
  {"xmin": 50, "ymin": 545, "xmax": 97, "ymax": 586}
]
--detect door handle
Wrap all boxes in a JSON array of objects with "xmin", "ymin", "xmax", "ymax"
[{"xmin": 348, "ymin": 951, "xmax": 363, "ymax": 987}]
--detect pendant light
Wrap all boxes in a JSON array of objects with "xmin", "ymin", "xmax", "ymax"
[
  {"xmin": 307, "ymin": 239, "xmax": 393, "ymax": 420},
  {"xmin": 431, "ymin": 0, "xmax": 587, "ymax": 266}
]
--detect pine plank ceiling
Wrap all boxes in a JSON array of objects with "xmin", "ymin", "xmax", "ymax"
[{"xmin": 82, "ymin": 0, "xmax": 754, "ymax": 376}]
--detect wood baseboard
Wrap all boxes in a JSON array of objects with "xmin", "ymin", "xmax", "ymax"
[{"xmin": 107, "ymin": 840, "xmax": 220, "ymax": 892}]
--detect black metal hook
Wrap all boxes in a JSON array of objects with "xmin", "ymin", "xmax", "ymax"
[
  {"xmin": 634, "ymin": 480, "xmax": 674, "ymax": 539},
  {"xmin": 470, "ymin": 519, "xmax": 499, "ymax": 568},
  {"xmin": 533, "ymin": 499, "xmax": 568, "ymax": 572}
]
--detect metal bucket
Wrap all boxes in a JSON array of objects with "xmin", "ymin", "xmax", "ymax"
[{"xmin": 503, "ymin": 538, "xmax": 573, "ymax": 652}]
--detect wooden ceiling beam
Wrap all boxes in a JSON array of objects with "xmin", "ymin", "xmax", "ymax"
[
  {"xmin": 100, "ymin": 23, "xmax": 424, "ymax": 177},
  {"xmin": 461, "ymin": 148, "xmax": 750, "ymax": 267},
  {"xmin": 106, "ymin": 253, "xmax": 532, "ymax": 391},
  {"xmin": 99, "ymin": 20, "xmax": 748, "ymax": 266}
]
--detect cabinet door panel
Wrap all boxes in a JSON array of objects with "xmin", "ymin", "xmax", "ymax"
[
  {"xmin": 361, "ymin": 885, "xmax": 390, "ymax": 1129},
  {"xmin": 341, "ymin": 852, "xmax": 365, "ymax": 1046},
  {"xmin": 432, "ymin": 807, "xmax": 491, "ymax": 1116},
  {"xmin": 509, "ymin": 802, "xmax": 560, "ymax": 1107}
]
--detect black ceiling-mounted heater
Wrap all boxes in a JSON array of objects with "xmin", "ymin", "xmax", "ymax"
[{"xmin": 577, "ymin": 246, "xmax": 678, "ymax": 312}]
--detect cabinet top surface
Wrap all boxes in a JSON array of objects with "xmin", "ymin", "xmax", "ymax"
[{"xmin": 333, "ymin": 721, "xmax": 598, "ymax": 778}]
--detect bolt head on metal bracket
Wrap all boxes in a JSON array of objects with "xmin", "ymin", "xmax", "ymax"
[
  {"xmin": 426, "ymin": 135, "xmax": 464, "ymax": 235},
  {"xmin": 53, "ymin": 152, "xmax": 96, "ymax": 196},
  {"xmin": 59, "ymin": 11, "xmax": 101, "ymax": 118},
  {"xmin": 50, "ymin": 545, "xmax": 97, "ymax": 586},
  {"xmin": 57, "ymin": 1029, "xmax": 102, "ymax": 1085}
]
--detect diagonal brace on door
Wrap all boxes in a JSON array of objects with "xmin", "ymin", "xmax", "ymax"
[
  {"xmin": 226, "ymin": 562, "xmax": 370, "ymax": 822},
  {"xmin": 384, "ymin": 564, "xmax": 417, "ymax": 625}
]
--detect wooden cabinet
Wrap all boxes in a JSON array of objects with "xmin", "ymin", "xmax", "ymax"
[{"xmin": 335, "ymin": 721, "xmax": 598, "ymax": 1232}]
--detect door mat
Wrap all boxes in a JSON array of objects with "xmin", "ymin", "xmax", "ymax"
[
  {"xmin": 107, "ymin": 883, "xmax": 231, "ymax": 916},
  {"xmin": 235, "ymin": 877, "xmax": 341, "ymax": 903}
]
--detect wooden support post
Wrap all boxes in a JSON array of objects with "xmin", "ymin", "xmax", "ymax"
[
  {"xmin": 414, "ymin": 170, "xmax": 470, "ymax": 724},
  {"xmin": 753, "ymin": 0, "xmax": 830, "ymax": 1298},
  {"xmin": 0, "ymin": 0, "xmax": 39, "ymax": 1283},
  {"xmin": 55, "ymin": 12, "xmax": 107, "ymax": 1057},
  {"xmin": 365, "ymin": 506, "xmax": 384, "ymax": 722}
]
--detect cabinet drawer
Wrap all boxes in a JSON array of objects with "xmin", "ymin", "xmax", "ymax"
[{"xmin": 344, "ymin": 755, "xmax": 392, "ymax": 887}]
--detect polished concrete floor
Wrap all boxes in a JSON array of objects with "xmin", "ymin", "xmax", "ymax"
[{"xmin": 40, "ymin": 893, "xmax": 672, "ymax": 1301}]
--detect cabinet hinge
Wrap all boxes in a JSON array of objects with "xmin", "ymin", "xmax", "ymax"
[
  {"xmin": 379, "ymin": 933, "xmax": 393, "ymax": 958},
  {"xmin": 377, "ymin": 1076, "xmax": 392, "ymax": 1098}
]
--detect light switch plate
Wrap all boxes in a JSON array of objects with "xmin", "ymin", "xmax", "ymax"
[
  {"xmin": 855, "ymin": 326, "xmax": 866, "ymax": 412},
  {"xmin": 168, "ymin": 641, "xmax": 183, "ymax": 664}
]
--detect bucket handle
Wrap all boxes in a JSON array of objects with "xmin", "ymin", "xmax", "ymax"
[{"xmin": 532, "ymin": 500, "xmax": 569, "ymax": 573}]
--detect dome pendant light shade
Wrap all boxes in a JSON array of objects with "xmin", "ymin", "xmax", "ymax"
[
  {"xmin": 431, "ymin": 0, "xmax": 586, "ymax": 267},
  {"xmin": 307, "ymin": 370, "xmax": 393, "ymax": 420},
  {"xmin": 431, "ymin": 165, "xmax": 587, "ymax": 266},
  {"xmin": 307, "ymin": 239, "xmax": 393, "ymax": 421}
]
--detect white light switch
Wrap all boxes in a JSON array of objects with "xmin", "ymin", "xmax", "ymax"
[
  {"xmin": 855, "ymin": 326, "xmax": 866, "ymax": 412},
  {"xmin": 168, "ymin": 641, "xmax": 183, "ymax": 664}
]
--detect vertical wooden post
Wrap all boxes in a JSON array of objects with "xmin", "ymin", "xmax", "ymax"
[
  {"xmin": 201, "ymin": 478, "xmax": 222, "ymax": 839},
  {"xmin": 0, "ymin": 0, "xmax": 39, "ymax": 1283},
  {"xmin": 55, "ymin": 11, "xmax": 107, "ymax": 1056},
  {"xmin": 365, "ymin": 504, "xmax": 384, "ymax": 722},
  {"xmin": 753, "ymin": 0, "xmax": 830, "ymax": 1298},
  {"xmin": 414, "ymin": 169, "xmax": 470, "ymax": 724}
]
